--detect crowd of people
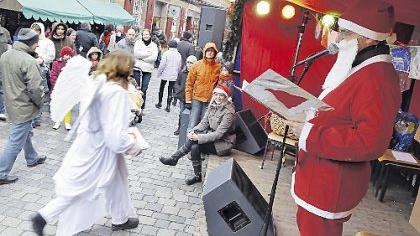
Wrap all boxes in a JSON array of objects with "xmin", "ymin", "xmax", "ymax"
[{"xmin": 0, "ymin": 19, "xmax": 237, "ymax": 235}]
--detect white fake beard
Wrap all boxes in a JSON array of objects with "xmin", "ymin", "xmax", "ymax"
[{"xmin": 322, "ymin": 38, "xmax": 359, "ymax": 90}]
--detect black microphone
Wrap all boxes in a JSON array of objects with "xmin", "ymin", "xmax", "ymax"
[{"xmin": 293, "ymin": 43, "xmax": 339, "ymax": 67}]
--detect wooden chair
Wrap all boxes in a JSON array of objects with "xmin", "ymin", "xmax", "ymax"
[
  {"xmin": 260, "ymin": 132, "xmax": 298, "ymax": 169},
  {"xmin": 372, "ymin": 149, "xmax": 420, "ymax": 202}
]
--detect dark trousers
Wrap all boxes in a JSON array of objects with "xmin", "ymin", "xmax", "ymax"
[
  {"xmin": 184, "ymin": 139, "xmax": 216, "ymax": 161},
  {"xmin": 133, "ymin": 70, "xmax": 152, "ymax": 109},
  {"xmin": 158, "ymin": 80, "xmax": 175, "ymax": 104}
]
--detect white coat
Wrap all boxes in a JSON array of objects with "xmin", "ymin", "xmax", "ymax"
[
  {"xmin": 50, "ymin": 79, "xmax": 137, "ymax": 235},
  {"xmin": 157, "ymin": 48, "xmax": 182, "ymax": 81},
  {"xmin": 133, "ymin": 40, "xmax": 158, "ymax": 73},
  {"xmin": 33, "ymin": 22, "xmax": 55, "ymax": 65}
]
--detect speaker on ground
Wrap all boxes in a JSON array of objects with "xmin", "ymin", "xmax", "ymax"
[
  {"xmin": 235, "ymin": 109, "xmax": 268, "ymax": 155},
  {"xmin": 203, "ymin": 158, "xmax": 275, "ymax": 236}
]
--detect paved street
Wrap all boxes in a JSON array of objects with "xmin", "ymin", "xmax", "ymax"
[{"xmin": 0, "ymin": 73, "xmax": 208, "ymax": 236}]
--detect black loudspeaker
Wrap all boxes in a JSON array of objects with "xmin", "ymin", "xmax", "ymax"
[
  {"xmin": 235, "ymin": 109, "xmax": 268, "ymax": 155},
  {"xmin": 197, "ymin": 6, "xmax": 226, "ymax": 50},
  {"xmin": 203, "ymin": 158, "xmax": 275, "ymax": 236}
]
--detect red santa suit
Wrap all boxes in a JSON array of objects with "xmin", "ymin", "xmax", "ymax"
[{"xmin": 292, "ymin": 52, "xmax": 401, "ymax": 235}]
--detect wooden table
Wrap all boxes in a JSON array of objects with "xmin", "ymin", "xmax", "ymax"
[{"xmin": 373, "ymin": 149, "xmax": 420, "ymax": 202}]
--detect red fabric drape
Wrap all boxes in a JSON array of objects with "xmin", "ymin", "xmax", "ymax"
[{"xmin": 240, "ymin": 0, "xmax": 336, "ymax": 118}]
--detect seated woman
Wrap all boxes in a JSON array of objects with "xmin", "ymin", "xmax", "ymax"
[{"xmin": 160, "ymin": 83, "xmax": 236, "ymax": 185}]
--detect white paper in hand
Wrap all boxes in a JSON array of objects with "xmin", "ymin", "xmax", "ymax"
[{"xmin": 127, "ymin": 127, "xmax": 150, "ymax": 150}]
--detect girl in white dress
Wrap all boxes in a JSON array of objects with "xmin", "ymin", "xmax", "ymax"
[{"xmin": 32, "ymin": 50, "xmax": 144, "ymax": 236}]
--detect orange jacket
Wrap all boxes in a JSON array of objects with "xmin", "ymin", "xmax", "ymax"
[{"xmin": 185, "ymin": 43, "xmax": 221, "ymax": 103}]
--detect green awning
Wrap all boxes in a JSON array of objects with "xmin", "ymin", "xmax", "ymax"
[
  {"xmin": 77, "ymin": 0, "xmax": 136, "ymax": 25},
  {"xmin": 16, "ymin": 0, "xmax": 94, "ymax": 24}
]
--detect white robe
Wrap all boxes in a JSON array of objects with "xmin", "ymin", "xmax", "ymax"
[{"xmin": 49, "ymin": 81, "xmax": 136, "ymax": 235}]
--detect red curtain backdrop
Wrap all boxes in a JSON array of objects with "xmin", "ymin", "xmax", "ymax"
[
  {"xmin": 240, "ymin": 0, "xmax": 336, "ymax": 118},
  {"xmin": 409, "ymin": 82, "xmax": 420, "ymax": 118}
]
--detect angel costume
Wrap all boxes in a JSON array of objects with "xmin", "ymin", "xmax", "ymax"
[{"xmin": 35, "ymin": 57, "xmax": 142, "ymax": 235}]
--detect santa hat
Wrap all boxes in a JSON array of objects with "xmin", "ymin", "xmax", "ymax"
[
  {"xmin": 60, "ymin": 46, "xmax": 74, "ymax": 57},
  {"xmin": 338, "ymin": 0, "xmax": 394, "ymax": 41},
  {"xmin": 213, "ymin": 83, "xmax": 231, "ymax": 97}
]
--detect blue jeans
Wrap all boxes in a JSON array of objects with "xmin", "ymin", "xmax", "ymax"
[
  {"xmin": 0, "ymin": 120, "xmax": 40, "ymax": 179},
  {"xmin": 0, "ymin": 80, "xmax": 5, "ymax": 114},
  {"xmin": 140, "ymin": 72, "xmax": 152, "ymax": 109},
  {"xmin": 179, "ymin": 100, "xmax": 186, "ymax": 114},
  {"xmin": 187, "ymin": 99, "xmax": 209, "ymax": 132}
]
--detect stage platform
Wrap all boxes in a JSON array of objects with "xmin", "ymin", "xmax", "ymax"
[{"xmin": 202, "ymin": 149, "xmax": 419, "ymax": 236}]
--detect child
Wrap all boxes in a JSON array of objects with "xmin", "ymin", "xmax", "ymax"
[
  {"xmin": 173, "ymin": 55, "xmax": 197, "ymax": 135},
  {"xmin": 86, "ymin": 47, "xmax": 103, "ymax": 75},
  {"xmin": 50, "ymin": 46, "xmax": 74, "ymax": 130}
]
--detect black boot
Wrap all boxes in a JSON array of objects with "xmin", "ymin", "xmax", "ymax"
[
  {"xmin": 112, "ymin": 218, "xmax": 139, "ymax": 231},
  {"xmin": 185, "ymin": 161, "xmax": 202, "ymax": 185},
  {"xmin": 155, "ymin": 92, "xmax": 163, "ymax": 108},
  {"xmin": 160, "ymin": 145, "xmax": 189, "ymax": 166},
  {"xmin": 165, "ymin": 97, "xmax": 172, "ymax": 112},
  {"xmin": 174, "ymin": 116, "xmax": 181, "ymax": 135},
  {"xmin": 31, "ymin": 213, "xmax": 46, "ymax": 236}
]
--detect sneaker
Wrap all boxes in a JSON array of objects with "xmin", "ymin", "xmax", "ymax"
[
  {"xmin": 112, "ymin": 218, "xmax": 139, "ymax": 231},
  {"xmin": 31, "ymin": 212, "xmax": 46, "ymax": 236},
  {"xmin": 52, "ymin": 122, "xmax": 61, "ymax": 130},
  {"xmin": 0, "ymin": 113, "xmax": 6, "ymax": 121},
  {"xmin": 27, "ymin": 155, "xmax": 47, "ymax": 167},
  {"xmin": 65, "ymin": 123, "xmax": 72, "ymax": 131}
]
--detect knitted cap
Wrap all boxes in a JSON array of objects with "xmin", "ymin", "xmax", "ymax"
[
  {"xmin": 60, "ymin": 46, "xmax": 74, "ymax": 57},
  {"xmin": 168, "ymin": 40, "xmax": 178, "ymax": 48},
  {"xmin": 17, "ymin": 28, "xmax": 39, "ymax": 46}
]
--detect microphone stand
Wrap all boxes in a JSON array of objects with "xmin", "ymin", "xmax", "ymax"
[
  {"xmin": 261, "ymin": 9, "xmax": 310, "ymax": 236},
  {"xmin": 289, "ymin": 10, "xmax": 309, "ymax": 83},
  {"xmin": 296, "ymin": 59, "xmax": 315, "ymax": 86},
  {"xmin": 260, "ymin": 125, "xmax": 289, "ymax": 236}
]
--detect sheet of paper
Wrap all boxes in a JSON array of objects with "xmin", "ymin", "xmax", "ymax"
[{"xmin": 392, "ymin": 150, "xmax": 417, "ymax": 164}]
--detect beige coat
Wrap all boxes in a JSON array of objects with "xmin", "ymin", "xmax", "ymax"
[
  {"xmin": 0, "ymin": 41, "xmax": 44, "ymax": 123},
  {"xmin": 193, "ymin": 100, "xmax": 236, "ymax": 156}
]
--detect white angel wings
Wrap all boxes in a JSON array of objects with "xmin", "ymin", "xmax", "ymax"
[{"xmin": 50, "ymin": 55, "xmax": 92, "ymax": 123}]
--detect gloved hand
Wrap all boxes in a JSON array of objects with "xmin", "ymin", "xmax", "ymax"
[{"xmin": 185, "ymin": 103, "xmax": 192, "ymax": 110}]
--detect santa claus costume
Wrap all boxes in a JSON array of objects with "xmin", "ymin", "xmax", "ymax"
[{"xmin": 292, "ymin": 1, "xmax": 402, "ymax": 235}]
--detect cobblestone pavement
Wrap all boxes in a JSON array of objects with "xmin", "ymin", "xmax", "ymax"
[{"xmin": 0, "ymin": 73, "xmax": 209, "ymax": 236}]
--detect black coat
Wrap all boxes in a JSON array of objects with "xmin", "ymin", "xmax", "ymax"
[
  {"xmin": 75, "ymin": 29, "xmax": 99, "ymax": 57},
  {"xmin": 177, "ymin": 40, "xmax": 195, "ymax": 68},
  {"xmin": 173, "ymin": 69, "xmax": 188, "ymax": 101}
]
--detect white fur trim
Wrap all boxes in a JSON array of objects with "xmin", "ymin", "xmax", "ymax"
[
  {"xmin": 298, "ymin": 123, "xmax": 313, "ymax": 152},
  {"xmin": 291, "ymin": 173, "xmax": 353, "ymax": 220},
  {"xmin": 338, "ymin": 19, "xmax": 389, "ymax": 41},
  {"xmin": 213, "ymin": 87, "xmax": 228, "ymax": 97},
  {"xmin": 319, "ymin": 54, "xmax": 392, "ymax": 100}
]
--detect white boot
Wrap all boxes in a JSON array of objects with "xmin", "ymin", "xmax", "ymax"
[
  {"xmin": 53, "ymin": 122, "xmax": 61, "ymax": 130},
  {"xmin": 65, "ymin": 123, "xmax": 72, "ymax": 131}
]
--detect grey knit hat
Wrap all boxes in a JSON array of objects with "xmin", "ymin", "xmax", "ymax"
[
  {"xmin": 168, "ymin": 40, "xmax": 178, "ymax": 48},
  {"xmin": 18, "ymin": 28, "xmax": 38, "ymax": 41},
  {"xmin": 17, "ymin": 28, "xmax": 39, "ymax": 46}
]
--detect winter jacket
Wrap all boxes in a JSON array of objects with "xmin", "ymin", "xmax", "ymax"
[
  {"xmin": 174, "ymin": 69, "xmax": 188, "ymax": 101},
  {"xmin": 157, "ymin": 48, "xmax": 182, "ymax": 82},
  {"xmin": 193, "ymin": 99, "xmax": 236, "ymax": 156},
  {"xmin": 0, "ymin": 25, "xmax": 11, "ymax": 56},
  {"xmin": 185, "ymin": 42, "xmax": 221, "ymax": 103},
  {"xmin": 50, "ymin": 22, "xmax": 75, "ymax": 60},
  {"xmin": 75, "ymin": 28, "xmax": 98, "ymax": 57},
  {"xmin": 116, "ymin": 38, "xmax": 135, "ymax": 54},
  {"xmin": 0, "ymin": 41, "xmax": 44, "ymax": 123},
  {"xmin": 177, "ymin": 39, "xmax": 195, "ymax": 68},
  {"xmin": 86, "ymin": 47, "xmax": 103, "ymax": 75},
  {"xmin": 32, "ymin": 23, "xmax": 56, "ymax": 66},
  {"xmin": 50, "ymin": 59, "xmax": 66, "ymax": 89},
  {"xmin": 133, "ymin": 40, "xmax": 159, "ymax": 73}
]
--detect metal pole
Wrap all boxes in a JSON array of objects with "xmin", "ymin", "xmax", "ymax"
[
  {"xmin": 260, "ymin": 125, "xmax": 289, "ymax": 236},
  {"xmin": 290, "ymin": 10, "xmax": 309, "ymax": 83}
]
